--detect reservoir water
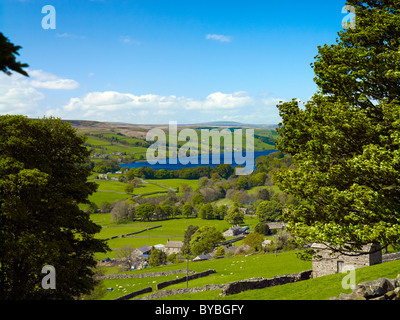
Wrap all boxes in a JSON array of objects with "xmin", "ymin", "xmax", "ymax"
[{"xmin": 122, "ymin": 150, "xmax": 278, "ymax": 171}]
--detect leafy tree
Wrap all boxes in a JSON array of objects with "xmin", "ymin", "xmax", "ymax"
[
  {"xmin": 172, "ymin": 205, "xmax": 180, "ymax": 217},
  {"xmin": 181, "ymin": 225, "xmax": 199, "ymax": 256},
  {"xmin": 149, "ymin": 248, "xmax": 167, "ymax": 267},
  {"xmin": 255, "ymin": 223, "xmax": 270, "ymax": 235},
  {"xmin": 191, "ymin": 193, "xmax": 204, "ymax": 207},
  {"xmin": 243, "ymin": 233, "xmax": 265, "ymax": 252},
  {"xmin": 0, "ymin": 32, "xmax": 29, "ymax": 76},
  {"xmin": 0, "ymin": 116, "xmax": 108, "ymax": 299},
  {"xmin": 218, "ymin": 204, "xmax": 228, "ymax": 220},
  {"xmin": 182, "ymin": 202, "xmax": 194, "ymax": 218},
  {"xmin": 256, "ymin": 188, "xmax": 270, "ymax": 201},
  {"xmin": 273, "ymin": 1, "xmax": 400, "ymax": 255},
  {"xmin": 124, "ymin": 183, "xmax": 134, "ymax": 194},
  {"xmin": 136, "ymin": 203, "xmax": 154, "ymax": 221},
  {"xmin": 189, "ymin": 226, "xmax": 225, "ymax": 255},
  {"xmin": 110, "ymin": 200, "xmax": 134, "ymax": 223},
  {"xmin": 249, "ymin": 172, "xmax": 268, "ymax": 187},
  {"xmin": 256, "ymin": 200, "xmax": 282, "ymax": 222},
  {"xmin": 224, "ymin": 204, "xmax": 245, "ymax": 225},
  {"xmin": 100, "ymin": 201, "xmax": 112, "ymax": 213},
  {"xmin": 160, "ymin": 203, "xmax": 173, "ymax": 219},
  {"xmin": 234, "ymin": 176, "xmax": 248, "ymax": 190},
  {"xmin": 93, "ymin": 159, "xmax": 121, "ymax": 173},
  {"xmin": 214, "ymin": 246, "xmax": 225, "ymax": 257},
  {"xmin": 213, "ymin": 164, "xmax": 234, "ymax": 179},
  {"xmin": 199, "ymin": 203, "xmax": 215, "ymax": 220},
  {"xmin": 85, "ymin": 201, "xmax": 99, "ymax": 214}
]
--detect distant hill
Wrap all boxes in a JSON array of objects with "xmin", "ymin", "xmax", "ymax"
[
  {"xmin": 193, "ymin": 121, "xmax": 279, "ymax": 129},
  {"xmin": 63, "ymin": 119, "xmax": 279, "ymax": 164}
]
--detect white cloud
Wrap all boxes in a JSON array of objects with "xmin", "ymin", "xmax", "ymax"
[
  {"xmin": 205, "ymin": 34, "xmax": 233, "ymax": 43},
  {"xmin": 0, "ymin": 69, "xmax": 282, "ymax": 124},
  {"xmin": 0, "ymin": 73, "xmax": 44, "ymax": 114},
  {"xmin": 60, "ymin": 90, "xmax": 283, "ymax": 124},
  {"xmin": 0, "ymin": 69, "xmax": 79, "ymax": 116},
  {"xmin": 29, "ymin": 70, "xmax": 79, "ymax": 90}
]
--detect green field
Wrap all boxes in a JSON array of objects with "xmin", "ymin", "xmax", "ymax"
[
  {"xmin": 87, "ymin": 178, "xmax": 197, "ymax": 206},
  {"xmin": 98, "ymin": 254, "xmax": 400, "ymax": 300},
  {"xmin": 100, "ymin": 250, "xmax": 311, "ymax": 300},
  {"xmin": 92, "ymin": 214, "xmax": 260, "ymax": 259},
  {"xmin": 88, "ymin": 183, "xmax": 400, "ymax": 301}
]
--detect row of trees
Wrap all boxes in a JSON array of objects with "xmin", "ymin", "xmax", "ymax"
[{"xmin": 124, "ymin": 163, "xmax": 235, "ymax": 180}]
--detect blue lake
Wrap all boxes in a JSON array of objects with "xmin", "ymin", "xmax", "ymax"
[{"xmin": 122, "ymin": 150, "xmax": 278, "ymax": 171}]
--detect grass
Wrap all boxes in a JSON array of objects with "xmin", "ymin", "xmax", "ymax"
[
  {"xmin": 146, "ymin": 179, "xmax": 199, "ymax": 192},
  {"xmin": 158, "ymin": 258, "xmax": 400, "ymax": 301},
  {"xmin": 91, "ymin": 214, "xmax": 259, "ymax": 260},
  {"xmin": 99, "ymin": 250, "xmax": 311, "ymax": 300},
  {"xmin": 86, "ymin": 178, "xmax": 175, "ymax": 207}
]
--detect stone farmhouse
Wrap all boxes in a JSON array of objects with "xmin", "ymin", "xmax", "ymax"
[
  {"xmin": 311, "ymin": 243, "xmax": 382, "ymax": 278},
  {"xmin": 162, "ymin": 241, "xmax": 184, "ymax": 255},
  {"xmin": 223, "ymin": 225, "xmax": 242, "ymax": 237}
]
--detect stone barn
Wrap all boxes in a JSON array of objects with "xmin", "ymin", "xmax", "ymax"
[{"xmin": 311, "ymin": 243, "xmax": 382, "ymax": 278}]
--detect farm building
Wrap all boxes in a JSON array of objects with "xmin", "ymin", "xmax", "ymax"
[
  {"xmin": 266, "ymin": 222, "xmax": 287, "ymax": 232},
  {"xmin": 311, "ymin": 243, "xmax": 382, "ymax": 278},
  {"xmin": 163, "ymin": 241, "xmax": 184, "ymax": 255},
  {"xmin": 223, "ymin": 225, "xmax": 242, "ymax": 237},
  {"xmin": 193, "ymin": 254, "xmax": 212, "ymax": 262},
  {"xmin": 131, "ymin": 245, "xmax": 152, "ymax": 258}
]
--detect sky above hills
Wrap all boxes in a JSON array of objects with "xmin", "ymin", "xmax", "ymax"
[{"xmin": 0, "ymin": 0, "xmax": 351, "ymax": 125}]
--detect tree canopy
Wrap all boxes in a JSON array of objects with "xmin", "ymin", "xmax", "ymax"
[
  {"xmin": 0, "ymin": 32, "xmax": 29, "ymax": 77},
  {"xmin": 189, "ymin": 226, "xmax": 224, "ymax": 255},
  {"xmin": 0, "ymin": 115, "xmax": 109, "ymax": 299},
  {"xmin": 273, "ymin": 0, "xmax": 400, "ymax": 255}
]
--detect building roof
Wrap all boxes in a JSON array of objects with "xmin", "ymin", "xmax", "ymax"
[
  {"xmin": 137, "ymin": 245, "xmax": 152, "ymax": 253},
  {"xmin": 266, "ymin": 222, "xmax": 287, "ymax": 230},
  {"xmin": 165, "ymin": 241, "xmax": 184, "ymax": 248},
  {"xmin": 193, "ymin": 254, "xmax": 212, "ymax": 261}
]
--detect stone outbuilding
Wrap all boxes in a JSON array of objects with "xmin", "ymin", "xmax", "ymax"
[
  {"xmin": 223, "ymin": 225, "xmax": 242, "ymax": 237},
  {"xmin": 162, "ymin": 241, "xmax": 184, "ymax": 255},
  {"xmin": 311, "ymin": 243, "xmax": 382, "ymax": 278}
]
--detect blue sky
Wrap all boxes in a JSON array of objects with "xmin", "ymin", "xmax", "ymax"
[{"xmin": 0, "ymin": 0, "xmax": 350, "ymax": 124}]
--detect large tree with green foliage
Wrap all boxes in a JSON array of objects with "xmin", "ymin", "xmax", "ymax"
[
  {"xmin": 256, "ymin": 200, "xmax": 282, "ymax": 222},
  {"xmin": 189, "ymin": 226, "xmax": 224, "ymax": 255},
  {"xmin": 0, "ymin": 32, "xmax": 29, "ymax": 77},
  {"xmin": 0, "ymin": 115, "xmax": 109, "ymax": 299},
  {"xmin": 224, "ymin": 203, "xmax": 245, "ymax": 225},
  {"xmin": 273, "ymin": 0, "xmax": 400, "ymax": 256}
]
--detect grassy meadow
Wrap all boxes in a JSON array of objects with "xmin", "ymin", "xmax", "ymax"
[{"xmin": 99, "ymin": 250, "xmax": 312, "ymax": 300}]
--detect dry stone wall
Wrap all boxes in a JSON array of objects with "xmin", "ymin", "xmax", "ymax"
[
  {"xmin": 96, "ymin": 269, "xmax": 192, "ymax": 280},
  {"xmin": 114, "ymin": 286, "xmax": 153, "ymax": 300},
  {"xmin": 137, "ymin": 284, "xmax": 225, "ymax": 300},
  {"xmin": 156, "ymin": 269, "xmax": 216, "ymax": 290},
  {"xmin": 220, "ymin": 270, "xmax": 312, "ymax": 296},
  {"xmin": 330, "ymin": 275, "xmax": 400, "ymax": 300}
]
